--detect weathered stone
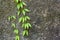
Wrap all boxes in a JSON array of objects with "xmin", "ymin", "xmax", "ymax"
[{"xmin": 0, "ymin": 0, "xmax": 60, "ymax": 40}]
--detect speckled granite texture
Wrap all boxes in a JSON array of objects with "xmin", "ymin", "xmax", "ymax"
[{"xmin": 0, "ymin": 0, "xmax": 60, "ymax": 40}]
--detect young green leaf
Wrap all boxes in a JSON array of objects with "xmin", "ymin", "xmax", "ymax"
[
  {"xmin": 25, "ymin": 23, "xmax": 29, "ymax": 29},
  {"xmin": 20, "ymin": 2, "xmax": 23, "ymax": 8},
  {"xmin": 22, "ymin": 23, "xmax": 27, "ymax": 29},
  {"xmin": 17, "ymin": 11, "xmax": 20, "ymax": 15},
  {"xmin": 17, "ymin": 3, "xmax": 20, "ymax": 10},
  {"xmin": 22, "ymin": 17, "xmax": 25, "ymax": 23},
  {"xmin": 22, "ymin": 30, "xmax": 26, "ymax": 36},
  {"xmin": 19, "ymin": 16, "xmax": 27, "ymax": 23},
  {"xmin": 25, "ymin": 23, "xmax": 32, "ymax": 28},
  {"xmin": 22, "ymin": 1, "xmax": 26, "ymax": 6},
  {"xmin": 27, "ymin": 23, "xmax": 32, "ymax": 28},
  {"xmin": 26, "ymin": 23, "xmax": 30, "ymax": 29},
  {"xmin": 12, "ymin": 16, "xmax": 16, "ymax": 19},
  {"xmin": 17, "ymin": 1, "xmax": 24, "ymax": 9},
  {"xmin": 15, "ymin": 35, "xmax": 20, "ymax": 40},
  {"xmin": 25, "ymin": 16, "xmax": 30, "ymax": 20},
  {"xmin": 24, "ymin": 9, "xmax": 30, "ymax": 12},
  {"xmin": 25, "ymin": 30, "xmax": 28, "ymax": 36},
  {"xmin": 22, "ymin": 30, "xmax": 28, "ymax": 36},
  {"xmin": 19, "ymin": 17, "xmax": 23, "ymax": 23},
  {"xmin": 24, "ymin": 16, "xmax": 30, "ymax": 22},
  {"xmin": 22, "ymin": 10, "xmax": 26, "ymax": 15},
  {"xmin": 22, "ymin": 23, "xmax": 31, "ymax": 29},
  {"xmin": 14, "ymin": 29, "xmax": 19, "ymax": 34},
  {"xmin": 11, "ymin": 23, "xmax": 16, "ymax": 28}
]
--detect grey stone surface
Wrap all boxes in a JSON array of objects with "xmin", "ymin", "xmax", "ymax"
[{"xmin": 0, "ymin": 0, "xmax": 60, "ymax": 40}]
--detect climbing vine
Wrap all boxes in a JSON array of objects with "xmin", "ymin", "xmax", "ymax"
[
  {"xmin": 8, "ymin": 15, "xmax": 20, "ymax": 40},
  {"xmin": 8, "ymin": 0, "xmax": 32, "ymax": 40}
]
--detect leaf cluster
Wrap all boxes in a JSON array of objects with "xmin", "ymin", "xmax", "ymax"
[
  {"xmin": 8, "ymin": 0, "xmax": 32, "ymax": 40},
  {"xmin": 16, "ymin": 0, "xmax": 32, "ymax": 36}
]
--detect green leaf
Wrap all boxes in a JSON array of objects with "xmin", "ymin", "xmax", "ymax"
[
  {"xmin": 26, "ymin": 30, "xmax": 28, "ymax": 36},
  {"xmin": 19, "ymin": 16, "xmax": 26, "ymax": 23},
  {"xmin": 24, "ymin": 16, "xmax": 30, "ymax": 22},
  {"xmin": 12, "ymin": 16, "xmax": 16, "ymax": 19},
  {"xmin": 22, "ymin": 17, "xmax": 25, "ymax": 23},
  {"xmin": 15, "ymin": 0, "xmax": 18, "ymax": 3},
  {"xmin": 25, "ymin": 16, "xmax": 30, "ymax": 20},
  {"xmin": 17, "ymin": 11, "xmax": 20, "ymax": 15},
  {"xmin": 26, "ymin": 23, "xmax": 32, "ymax": 28},
  {"xmin": 24, "ymin": 9, "xmax": 30, "ymax": 12},
  {"xmin": 26, "ymin": 23, "xmax": 30, "ymax": 29},
  {"xmin": 15, "ymin": 35, "xmax": 20, "ymax": 40},
  {"xmin": 17, "ymin": 3, "xmax": 20, "ymax": 10},
  {"xmin": 22, "ymin": 23, "xmax": 27, "ymax": 29},
  {"xmin": 20, "ymin": 2, "xmax": 23, "ymax": 8},
  {"xmin": 19, "ymin": 16, "xmax": 30, "ymax": 23},
  {"xmin": 22, "ymin": 10, "xmax": 25, "ymax": 15},
  {"xmin": 22, "ymin": 23, "xmax": 31, "ymax": 29},
  {"xmin": 22, "ymin": 30, "xmax": 26, "ymax": 36},
  {"xmin": 22, "ymin": 2, "xmax": 26, "ymax": 6},
  {"xmin": 19, "ymin": 17, "xmax": 23, "ymax": 23},
  {"xmin": 25, "ymin": 23, "xmax": 29, "ymax": 29},
  {"xmin": 25, "ymin": 30, "xmax": 28, "ymax": 36},
  {"xmin": 25, "ymin": 23, "xmax": 32, "ymax": 28},
  {"xmin": 22, "ymin": 30, "xmax": 28, "ymax": 36},
  {"xmin": 27, "ymin": 23, "xmax": 32, "ymax": 28},
  {"xmin": 11, "ymin": 23, "xmax": 16, "ymax": 28},
  {"xmin": 14, "ymin": 29, "xmax": 19, "ymax": 34}
]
